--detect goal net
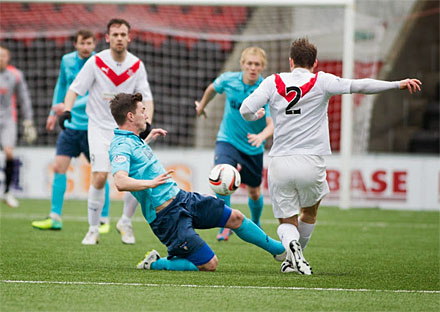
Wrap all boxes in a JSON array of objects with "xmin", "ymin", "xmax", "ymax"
[{"xmin": 0, "ymin": 1, "xmax": 385, "ymax": 153}]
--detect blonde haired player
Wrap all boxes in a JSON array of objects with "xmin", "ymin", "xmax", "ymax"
[
  {"xmin": 195, "ymin": 47, "xmax": 273, "ymax": 241},
  {"xmin": 241, "ymin": 38, "xmax": 421, "ymax": 274}
]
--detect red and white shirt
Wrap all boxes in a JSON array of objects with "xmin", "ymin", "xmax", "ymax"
[
  {"xmin": 241, "ymin": 68, "xmax": 352, "ymax": 156},
  {"xmin": 70, "ymin": 49, "xmax": 153, "ymax": 130}
]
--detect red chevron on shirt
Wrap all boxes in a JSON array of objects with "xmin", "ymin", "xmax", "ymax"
[
  {"xmin": 275, "ymin": 72, "xmax": 318, "ymax": 102},
  {"xmin": 95, "ymin": 56, "xmax": 141, "ymax": 87}
]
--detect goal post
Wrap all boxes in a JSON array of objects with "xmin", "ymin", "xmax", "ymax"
[{"xmin": 1, "ymin": 0, "xmax": 356, "ymax": 209}]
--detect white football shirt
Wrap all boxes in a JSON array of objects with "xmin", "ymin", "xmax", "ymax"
[
  {"xmin": 69, "ymin": 49, "xmax": 153, "ymax": 130},
  {"xmin": 241, "ymin": 68, "xmax": 352, "ymax": 156}
]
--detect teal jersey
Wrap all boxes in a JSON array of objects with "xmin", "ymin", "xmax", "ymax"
[
  {"xmin": 52, "ymin": 51, "xmax": 95, "ymax": 130},
  {"xmin": 109, "ymin": 129, "xmax": 180, "ymax": 223},
  {"xmin": 214, "ymin": 71, "xmax": 270, "ymax": 155}
]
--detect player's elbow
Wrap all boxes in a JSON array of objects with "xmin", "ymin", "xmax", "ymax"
[
  {"xmin": 113, "ymin": 177, "xmax": 128, "ymax": 192},
  {"xmin": 240, "ymin": 105, "xmax": 255, "ymax": 121}
]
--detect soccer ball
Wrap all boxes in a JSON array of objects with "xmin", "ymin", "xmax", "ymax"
[{"xmin": 208, "ymin": 164, "xmax": 241, "ymax": 196}]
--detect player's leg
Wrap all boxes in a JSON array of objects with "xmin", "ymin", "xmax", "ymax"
[
  {"xmin": 82, "ymin": 171, "xmax": 107, "ymax": 245},
  {"xmin": 213, "ymin": 141, "xmax": 238, "ymax": 241},
  {"xmin": 296, "ymin": 155, "xmax": 329, "ymax": 250},
  {"xmin": 269, "ymin": 155, "xmax": 312, "ymax": 274},
  {"xmin": 137, "ymin": 243, "xmax": 216, "ymax": 272},
  {"xmin": 116, "ymin": 192, "xmax": 138, "ymax": 244},
  {"xmin": 1, "ymin": 119, "xmax": 19, "ymax": 208},
  {"xmin": 2, "ymin": 146, "xmax": 18, "ymax": 208},
  {"xmin": 215, "ymin": 193, "xmax": 232, "ymax": 240},
  {"xmin": 82, "ymin": 125, "xmax": 112, "ymax": 245},
  {"xmin": 247, "ymin": 186, "xmax": 263, "ymax": 227},
  {"xmin": 225, "ymin": 208, "xmax": 285, "ymax": 258},
  {"xmin": 141, "ymin": 191, "xmax": 216, "ymax": 271},
  {"xmin": 298, "ymin": 200, "xmax": 320, "ymax": 250},
  {"xmin": 33, "ymin": 128, "xmax": 85, "ymax": 230},
  {"xmin": 77, "ymin": 129, "xmax": 111, "ymax": 234},
  {"xmin": 98, "ymin": 181, "xmax": 111, "ymax": 234},
  {"xmin": 240, "ymin": 151, "xmax": 264, "ymax": 227},
  {"xmin": 32, "ymin": 155, "xmax": 70, "ymax": 230}
]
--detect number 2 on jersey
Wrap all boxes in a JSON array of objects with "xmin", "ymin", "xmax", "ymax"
[
  {"xmin": 284, "ymin": 86, "xmax": 302, "ymax": 115},
  {"xmin": 275, "ymin": 73, "xmax": 319, "ymax": 116}
]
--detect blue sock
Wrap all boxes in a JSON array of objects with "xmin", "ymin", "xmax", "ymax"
[
  {"xmin": 248, "ymin": 195, "xmax": 264, "ymax": 227},
  {"xmin": 101, "ymin": 181, "xmax": 110, "ymax": 218},
  {"xmin": 216, "ymin": 194, "xmax": 231, "ymax": 233},
  {"xmin": 51, "ymin": 173, "xmax": 66, "ymax": 216},
  {"xmin": 216, "ymin": 193, "xmax": 231, "ymax": 207},
  {"xmin": 233, "ymin": 217, "xmax": 285, "ymax": 256},
  {"xmin": 151, "ymin": 257, "xmax": 199, "ymax": 271}
]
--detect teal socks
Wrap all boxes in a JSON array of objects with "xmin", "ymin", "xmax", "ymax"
[
  {"xmin": 216, "ymin": 193, "xmax": 231, "ymax": 207},
  {"xmin": 51, "ymin": 173, "xmax": 67, "ymax": 216},
  {"xmin": 101, "ymin": 181, "xmax": 110, "ymax": 218},
  {"xmin": 151, "ymin": 257, "xmax": 199, "ymax": 271},
  {"xmin": 248, "ymin": 195, "xmax": 263, "ymax": 227},
  {"xmin": 233, "ymin": 217, "xmax": 284, "ymax": 256}
]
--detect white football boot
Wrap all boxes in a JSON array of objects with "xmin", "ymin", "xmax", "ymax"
[
  {"xmin": 4, "ymin": 192, "xmax": 19, "ymax": 208},
  {"xmin": 116, "ymin": 218, "xmax": 135, "ymax": 244},
  {"xmin": 81, "ymin": 228, "xmax": 99, "ymax": 245},
  {"xmin": 286, "ymin": 240, "xmax": 313, "ymax": 275},
  {"xmin": 137, "ymin": 250, "xmax": 160, "ymax": 269}
]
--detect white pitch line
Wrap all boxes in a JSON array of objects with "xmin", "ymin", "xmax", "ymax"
[{"xmin": 1, "ymin": 280, "xmax": 439, "ymax": 294}]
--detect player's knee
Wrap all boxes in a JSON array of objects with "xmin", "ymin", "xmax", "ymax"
[
  {"xmin": 53, "ymin": 162, "xmax": 66, "ymax": 174},
  {"xmin": 3, "ymin": 147, "xmax": 13, "ymax": 160},
  {"xmin": 301, "ymin": 201, "xmax": 320, "ymax": 223},
  {"xmin": 197, "ymin": 255, "xmax": 218, "ymax": 271},
  {"xmin": 225, "ymin": 209, "xmax": 244, "ymax": 229},
  {"xmin": 92, "ymin": 172, "xmax": 107, "ymax": 189},
  {"xmin": 247, "ymin": 186, "xmax": 260, "ymax": 201}
]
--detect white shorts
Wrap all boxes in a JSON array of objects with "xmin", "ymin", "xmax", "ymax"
[
  {"xmin": 87, "ymin": 122, "xmax": 114, "ymax": 173},
  {"xmin": 0, "ymin": 118, "xmax": 17, "ymax": 148},
  {"xmin": 268, "ymin": 155, "xmax": 329, "ymax": 219}
]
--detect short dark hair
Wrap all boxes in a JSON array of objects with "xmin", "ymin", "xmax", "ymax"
[
  {"xmin": 107, "ymin": 18, "xmax": 131, "ymax": 33},
  {"xmin": 110, "ymin": 93, "xmax": 143, "ymax": 126},
  {"xmin": 74, "ymin": 29, "xmax": 95, "ymax": 43},
  {"xmin": 290, "ymin": 38, "xmax": 317, "ymax": 68}
]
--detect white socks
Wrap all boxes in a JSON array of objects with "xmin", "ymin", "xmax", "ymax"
[
  {"xmin": 298, "ymin": 219, "xmax": 315, "ymax": 250},
  {"xmin": 277, "ymin": 223, "xmax": 300, "ymax": 251},
  {"xmin": 88, "ymin": 185, "xmax": 105, "ymax": 227},
  {"xmin": 123, "ymin": 192, "xmax": 138, "ymax": 219}
]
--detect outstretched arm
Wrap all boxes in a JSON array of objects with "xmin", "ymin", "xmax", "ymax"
[
  {"xmin": 113, "ymin": 170, "xmax": 174, "ymax": 192},
  {"xmin": 195, "ymin": 83, "xmax": 217, "ymax": 118},
  {"xmin": 350, "ymin": 78, "xmax": 421, "ymax": 94}
]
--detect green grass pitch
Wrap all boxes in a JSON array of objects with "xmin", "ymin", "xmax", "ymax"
[{"xmin": 1, "ymin": 199, "xmax": 439, "ymax": 311}]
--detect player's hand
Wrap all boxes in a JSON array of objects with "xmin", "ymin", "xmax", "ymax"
[
  {"xmin": 46, "ymin": 115, "xmax": 57, "ymax": 132},
  {"xmin": 194, "ymin": 101, "xmax": 207, "ymax": 118},
  {"xmin": 148, "ymin": 170, "xmax": 174, "ymax": 188},
  {"xmin": 58, "ymin": 111, "xmax": 71, "ymax": 130},
  {"xmin": 145, "ymin": 128, "xmax": 167, "ymax": 144},
  {"xmin": 247, "ymin": 133, "xmax": 264, "ymax": 148},
  {"xmin": 139, "ymin": 122, "xmax": 152, "ymax": 139},
  {"xmin": 23, "ymin": 120, "xmax": 37, "ymax": 144},
  {"xmin": 400, "ymin": 79, "xmax": 422, "ymax": 94},
  {"xmin": 51, "ymin": 103, "xmax": 65, "ymax": 116}
]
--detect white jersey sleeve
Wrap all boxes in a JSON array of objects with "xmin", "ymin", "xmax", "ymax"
[
  {"xmin": 320, "ymin": 72, "xmax": 352, "ymax": 97},
  {"xmin": 69, "ymin": 56, "xmax": 95, "ymax": 96},
  {"xmin": 135, "ymin": 61, "xmax": 153, "ymax": 102},
  {"xmin": 241, "ymin": 75, "xmax": 274, "ymax": 121}
]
